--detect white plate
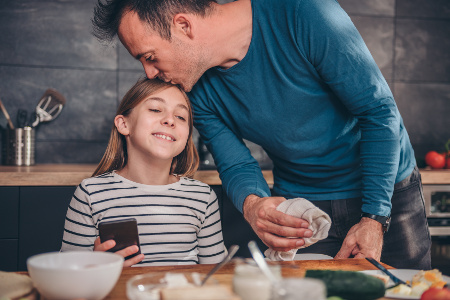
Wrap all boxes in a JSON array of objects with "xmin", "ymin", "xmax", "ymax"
[
  {"xmin": 293, "ymin": 253, "xmax": 333, "ymax": 260},
  {"xmin": 360, "ymin": 269, "xmax": 450, "ymax": 299}
]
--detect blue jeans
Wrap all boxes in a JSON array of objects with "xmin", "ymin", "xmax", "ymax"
[{"xmin": 294, "ymin": 166, "xmax": 432, "ymax": 269}]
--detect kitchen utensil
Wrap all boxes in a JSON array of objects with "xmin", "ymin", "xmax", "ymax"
[
  {"xmin": 31, "ymin": 89, "xmax": 66, "ymax": 127},
  {"xmin": 3, "ymin": 127, "xmax": 35, "ymax": 166},
  {"xmin": 16, "ymin": 109, "xmax": 28, "ymax": 128},
  {"xmin": 248, "ymin": 241, "xmax": 279, "ymax": 284},
  {"xmin": 200, "ymin": 244, "xmax": 239, "ymax": 286},
  {"xmin": 366, "ymin": 257, "xmax": 410, "ymax": 287},
  {"xmin": 0, "ymin": 97, "xmax": 14, "ymax": 129},
  {"xmin": 248, "ymin": 241, "xmax": 288, "ymax": 298}
]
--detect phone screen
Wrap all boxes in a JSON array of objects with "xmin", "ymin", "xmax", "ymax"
[{"xmin": 98, "ymin": 218, "xmax": 141, "ymax": 260}]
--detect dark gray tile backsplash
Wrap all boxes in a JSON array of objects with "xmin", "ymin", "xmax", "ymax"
[
  {"xmin": 396, "ymin": 0, "xmax": 450, "ymax": 19},
  {"xmin": 0, "ymin": 0, "xmax": 116, "ymax": 69},
  {"xmin": 394, "ymin": 82, "xmax": 450, "ymax": 157},
  {"xmin": 338, "ymin": 0, "xmax": 395, "ymax": 17},
  {"xmin": 0, "ymin": 0, "xmax": 449, "ymax": 169},
  {"xmin": 351, "ymin": 16, "xmax": 395, "ymax": 80},
  {"xmin": 395, "ymin": 18, "xmax": 450, "ymax": 82}
]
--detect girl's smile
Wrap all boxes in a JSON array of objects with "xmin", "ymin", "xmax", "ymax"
[{"xmin": 152, "ymin": 132, "xmax": 176, "ymax": 141}]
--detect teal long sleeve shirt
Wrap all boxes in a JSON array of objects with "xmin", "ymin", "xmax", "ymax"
[{"xmin": 188, "ymin": 0, "xmax": 415, "ymax": 217}]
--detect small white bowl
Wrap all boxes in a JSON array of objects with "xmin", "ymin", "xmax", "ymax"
[{"xmin": 27, "ymin": 251, "xmax": 123, "ymax": 300}]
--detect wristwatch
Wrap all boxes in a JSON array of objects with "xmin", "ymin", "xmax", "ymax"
[{"xmin": 361, "ymin": 213, "xmax": 391, "ymax": 233}]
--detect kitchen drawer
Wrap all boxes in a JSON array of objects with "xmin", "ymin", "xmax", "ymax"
[
  {"xmin": 0, "ymin": 187, "xmax": 19, "ymax": 239},
  {"xmin": 18, "ymin": 186, "xmax": 75, "ymax": 271},
  {"xmin": 0, "ymin": 239, "xmax": 18, "ymax": 271}
]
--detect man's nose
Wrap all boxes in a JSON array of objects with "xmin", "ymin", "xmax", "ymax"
[{"xmin": 144, "ymin": 65, "xmax": 159, "ymax": 79}]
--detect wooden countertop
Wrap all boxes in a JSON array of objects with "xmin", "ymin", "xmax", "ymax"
[
  {"xmin": 104, "ymin": 259, "xmax": 393, "ymax": 300},
  {"xmin": 19, "ymin": 258, "xmax": 394, "ymax": 300},
  {"xmin": 0, "ymin": 164, "xmax": 449, "ymax": 186}
]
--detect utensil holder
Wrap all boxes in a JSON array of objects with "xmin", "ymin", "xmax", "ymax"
[{"xmin": 2, "ymin": 127, "xmax": 35, "ymax": 166}]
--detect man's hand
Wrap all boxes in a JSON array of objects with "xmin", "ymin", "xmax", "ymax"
[
  {"xmin": 334, "ymin": 217, "xmax": 384, "ymax": 260},
  {"xmin": 243, "ymin": 194, "xmax": 313, "ymax": 251},
  {"xmin": 93, "ymin": 237, "xmax": 144, "ymax": 267}
]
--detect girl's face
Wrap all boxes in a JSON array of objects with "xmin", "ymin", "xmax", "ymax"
[{"xmin": 116, "ymin": 86, "xmax": 190, "ymax": 164}]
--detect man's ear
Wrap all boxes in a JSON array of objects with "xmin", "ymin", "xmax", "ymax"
[
  {"xmin": 173, "ymin": 14, "xmax": 194, "ymax": 39},
  {"xmin": 115, "ymin": 115, "xmax": 130, "ymax": 135}
]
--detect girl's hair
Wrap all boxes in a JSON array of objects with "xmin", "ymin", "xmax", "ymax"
[{"xmin": 93, "ymin": 77, "xmax": 199, "ymax": 178}]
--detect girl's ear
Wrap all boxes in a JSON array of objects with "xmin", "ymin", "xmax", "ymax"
[{"xmin": 115, "ymin": 115, "xmax": 130, "ymax": 135}]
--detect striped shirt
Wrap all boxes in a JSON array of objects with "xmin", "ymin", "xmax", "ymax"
[{"xmin": 61, "ymin": 171, "xmax": 226, "ymax": 266}]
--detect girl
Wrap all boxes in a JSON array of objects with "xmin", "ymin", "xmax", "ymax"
[{"xmin": 61, "ymin": 78, "xmax": 226, "ymax": 267}]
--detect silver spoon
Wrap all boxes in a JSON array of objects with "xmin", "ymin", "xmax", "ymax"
[
  {"xmin": 247, "ymin": 241, "xmax": 279, "ymax": 283},
  {"xmin": 248, "ymin": 241, "xmax": 287, "ymax": 299},
  {"xmin": 200, "ymin": 244, "xmax": 240, "ymax": 286}
]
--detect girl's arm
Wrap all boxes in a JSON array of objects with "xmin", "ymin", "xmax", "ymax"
[
  {"xmin": 197, "ymin": 188, "xmax": 227, "ymax": 264},
  {"xmin": 60, "ymin": 182, "xmax": 97, "ymax": 251}
]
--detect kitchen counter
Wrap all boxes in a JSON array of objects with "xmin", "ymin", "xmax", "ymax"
[
  {"xmin": 0, "ymin": 164, "xmax": 273, "ymax": 186},
  {"xmin": 18, "ymin": 258, "xmax": 394, "ymax": 300},
  {"xmin": 0, "ymin": 164, "xmax": 449, "ymax": 186}
]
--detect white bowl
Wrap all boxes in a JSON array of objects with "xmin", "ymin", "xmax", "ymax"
[{"xmin": 27, "ymin": 251, "xmax": 123, "ymax": 300}]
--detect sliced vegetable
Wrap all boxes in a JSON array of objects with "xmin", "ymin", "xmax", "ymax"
[{"xmin": 305, "ymin": 270, "xmax": 385, "ymax": 300}]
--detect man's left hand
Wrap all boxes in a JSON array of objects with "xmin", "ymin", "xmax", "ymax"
[{"xmin": 334, "ymin": 217, "xmax": 384, "ymax": 260}]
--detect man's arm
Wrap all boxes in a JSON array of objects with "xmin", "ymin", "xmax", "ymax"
[
  {"xmin": 190, "ymin": 96, "xmax": 312, "ymax": 250},
  {"xmin": 296, "ymin": 0, "xmax": 400, "ymax": 258}
]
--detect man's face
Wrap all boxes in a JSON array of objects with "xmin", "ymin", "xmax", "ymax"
[{"xmin": 118, "ymin": 11, "xmax": 208, "ymax": 92}]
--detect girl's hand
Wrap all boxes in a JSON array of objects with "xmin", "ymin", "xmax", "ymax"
[{"xmin": 93, "ymin": 237, "xmax": 144, "ymax": 267}]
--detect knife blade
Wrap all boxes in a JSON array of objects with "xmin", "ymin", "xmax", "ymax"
[{"xmin": 366, "ymin": 257, "xmax": 410, "ymax": 286}]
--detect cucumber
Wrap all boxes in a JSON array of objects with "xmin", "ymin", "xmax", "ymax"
[{"xmin": 305, "ymin": 270, "xmax": 385, "ymax": 300}]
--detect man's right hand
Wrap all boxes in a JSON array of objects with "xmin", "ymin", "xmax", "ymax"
[
  {"xmin": 243, "ymin": 194, "xmax": 313, "ymax": 251},
  {"xmin": 93, "ymin": 237, "xmax": 144, "ymax": 267}
]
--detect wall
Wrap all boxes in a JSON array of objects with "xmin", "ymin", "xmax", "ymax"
[{"xmin": 0, "ymin": 0, "xmax": 449, "ymax": 167}]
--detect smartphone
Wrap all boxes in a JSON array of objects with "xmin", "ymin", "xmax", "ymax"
[{"xmin": 98, "ymin": 218, "xmax": 141, "ymax": 260}]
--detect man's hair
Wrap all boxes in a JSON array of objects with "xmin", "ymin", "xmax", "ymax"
[{"xmin": 92, "ymin": 0, "xmax": 216, "ymax": 42}]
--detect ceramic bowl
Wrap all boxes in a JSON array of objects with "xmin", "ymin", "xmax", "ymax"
[{"xmin": 27, "ymin": 251, "xmax": 123, "ymax": 300}]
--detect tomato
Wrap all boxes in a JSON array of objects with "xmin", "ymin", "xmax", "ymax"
[
  {"xmin": 425, "ymin": 151, "xmax": 446, "ymax": 169},
  {"xmin": 421, "ymin": 287, "xmax": 450, "ymax": 300}
]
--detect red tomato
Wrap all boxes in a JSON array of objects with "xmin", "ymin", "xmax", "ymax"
[
  {"xmin": 425, "ymin": 151, "xmax": 446, "ymax": 169},
  {"xmin": 421, "ymin": 288, "xmax": 450, "ymax": 300}
]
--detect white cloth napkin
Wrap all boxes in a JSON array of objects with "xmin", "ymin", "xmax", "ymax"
[{"xmin": 264, "ymin": 198, "xmax": 332, "ymax": 261}]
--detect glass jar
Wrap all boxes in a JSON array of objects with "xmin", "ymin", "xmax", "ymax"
[{"xmin": 232, "ymin": 260, "xmax": 282, "ymax": 300}]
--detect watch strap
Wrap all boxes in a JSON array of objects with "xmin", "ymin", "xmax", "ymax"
[{"xmin": 361, "ymin": 213, "xmax": 391, "ymax": 233}]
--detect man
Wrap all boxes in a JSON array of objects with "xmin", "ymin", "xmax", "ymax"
[{"xmin": 92, "ymin": 0, "xmax": 431, "ymax": 268}]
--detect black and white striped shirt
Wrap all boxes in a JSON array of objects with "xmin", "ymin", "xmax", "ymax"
[{"xmin": 61, "ymin": 171, "xmax": 226, "ymax": 266}]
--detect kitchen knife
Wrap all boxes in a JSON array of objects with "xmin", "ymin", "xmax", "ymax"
[{"xmin": 366, "ymin": 257, "xmax": 410, "ymax": 286}]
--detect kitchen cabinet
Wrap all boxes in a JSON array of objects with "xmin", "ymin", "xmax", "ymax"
[
  {"xmin": 1, "ymin": 166, "xmax": 448, "ymax": 271},
  {"xmin": 0, "ymin": 186, "xmax": 74, "ymax": 271},
  {"xmin": 0, "ymin": 184, "xmax": 261, "ymax": 271},
  {"xmin": 0, "ymin": 187, "xmax": 19, "ymax": 271},
  {"xmin": 212, "ymin": 186, "xmax": 267, "ymax": 258},
  {"xmin": 18, "ymin": 186, "xmax": 75, "ymax": 271}
]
